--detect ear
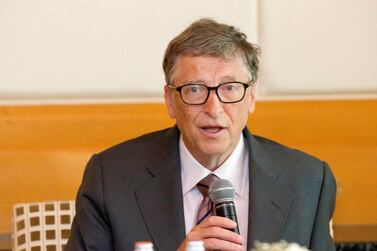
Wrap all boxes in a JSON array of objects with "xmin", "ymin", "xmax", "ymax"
[
  {"xmin": 164, "ymin": 85, "xmax": 176, "ymax": 119},
  {"xmin": 248, "ymin": 84, "xmax": 257, "ymax": 113}
]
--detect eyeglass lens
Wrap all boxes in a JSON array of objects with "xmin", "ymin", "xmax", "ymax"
[{"xmin": 180, "ymin": 82, "xmax": 246, "ymax": 104}]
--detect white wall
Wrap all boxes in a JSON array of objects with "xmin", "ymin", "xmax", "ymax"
[
  {"xmin": 257, "ymin": 0, "xmax": 377, "ymax": 99},
  {"xmin": 0, "ymin": 0, "xmax": 376, "ymax": 104},
  {"xmin": 0, "ymin": 0, "xmax": 256, "ymax": 103}
]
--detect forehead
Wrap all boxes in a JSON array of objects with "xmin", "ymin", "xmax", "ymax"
[{"xmin": 171, "ymin": 55, "xmax": 250, "ymax": 84}]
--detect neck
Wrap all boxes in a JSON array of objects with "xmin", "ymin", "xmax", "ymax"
[
  {"xmin": 198, "ymin": 155, "xmax": 228, "ymax": 171},
  {"xmin": 182, "ymin": 136, "xmax": 242, "ymax": 171}
]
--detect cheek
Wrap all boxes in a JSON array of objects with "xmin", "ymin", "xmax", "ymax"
[
  {"xmin": 176, "ymin": 107, "xmax": 201, "ymax": 130},
  {"xmin": 227, "ymin": 104, "xmax": 250, "ymax": 127},
  {"xmin": 175, "ymin": 105, "xmax": 191, "ymax": 124}
]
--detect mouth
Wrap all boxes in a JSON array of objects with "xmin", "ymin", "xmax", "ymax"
[{"xmin": 200, "ymin": 126, "xmax": 225, "ymax": 136}]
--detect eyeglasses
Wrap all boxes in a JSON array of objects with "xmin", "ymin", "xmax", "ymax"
[{"xmin": 167, "ymin": 81, "xmax": 253, "ymax": 105}]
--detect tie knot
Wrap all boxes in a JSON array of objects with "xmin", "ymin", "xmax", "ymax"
[{"xmin": 197, "ymin": 174, "xmax": 219, "ymax": 197}]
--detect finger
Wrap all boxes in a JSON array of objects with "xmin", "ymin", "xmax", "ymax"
[
  {"xmin": 203, "ymin": 237, "xmax": 243, "ymax": 251},
  {"xmin": 199, "ymin": 216, "xmax": 238, "ymax": 229},
  {"xmin": 199, "ymin": 226, "xmax": 243, "ymax": 245}
]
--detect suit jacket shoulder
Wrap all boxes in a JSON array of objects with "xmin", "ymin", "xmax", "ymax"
[
  {"xmin": 245, "ymin": 130, "xmax": 336, "ymax": 250},
  {"xmin": 248, "ymin": 132, "xmax": 328, "ymax": 192},
  {"xmin": 66, "ymin": 126, "xmax": 186, "ymax": 251}
]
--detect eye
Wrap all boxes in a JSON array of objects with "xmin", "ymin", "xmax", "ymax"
[
  {"xmin": 222, "ymin": 83, "xmax": 238, "ymax": 92},
  {"xmin": 183, "ymin": 85, "xmax": 205, "ymax": 95},
  {"xmin": 189, "ymin": 85, "xmax": 200, "ymax": 93},
  {"xmin": 225, "ymin": 85, "xmax": 235, "ymax": 91}
]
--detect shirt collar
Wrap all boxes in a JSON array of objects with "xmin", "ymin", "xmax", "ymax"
[
  {"xmin": 180, "ymin": 136, "xmax": 211, "ymax": 196},
  {"xmin": 180, "ymin": 135, "xmax": 249, "ymax": 197}
]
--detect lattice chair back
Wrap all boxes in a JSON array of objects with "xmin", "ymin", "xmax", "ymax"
[{"xmin": 12, "ymin": 201, "xmax": 75, "ymax": 251}]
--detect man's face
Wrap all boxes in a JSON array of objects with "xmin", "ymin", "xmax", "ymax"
[{"xmin": 164, "ymin": 55, "xmax": 256, "ymax": 168}]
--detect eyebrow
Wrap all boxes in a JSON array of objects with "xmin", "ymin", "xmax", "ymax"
[
  {"xmin": 186, "ymin": 80, "xmax": 206, "ymax": 85},
  {"xmin": 185, "ymin": 76, "xmax": 238, "ymax": 85},
  {"xmin": 219, "ymin": 76, "xmax": 237, "ymax": 82}
]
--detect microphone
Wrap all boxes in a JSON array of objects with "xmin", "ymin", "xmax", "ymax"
[{"xmin": 208, "ymin": 179, "xmax": 240, "ymax": 234}]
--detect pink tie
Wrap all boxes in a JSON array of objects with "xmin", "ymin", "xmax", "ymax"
[{"xmin": 196, "ymin": 174, "xmax": 220, "ymax": 225}]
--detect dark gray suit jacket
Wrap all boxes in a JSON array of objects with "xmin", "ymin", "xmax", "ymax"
[{"xmin": 66, "ymin": 126, "xmax": 336, "ymax": 251}]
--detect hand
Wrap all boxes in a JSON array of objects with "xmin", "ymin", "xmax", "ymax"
[{"xmin": 177, "ymin": 216, "xmax": 243, "ymax": 251}]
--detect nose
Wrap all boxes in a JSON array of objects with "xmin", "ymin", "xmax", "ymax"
[{"xmin": 202, "ymin": 90, "xmax": 223, "ymax": 117}]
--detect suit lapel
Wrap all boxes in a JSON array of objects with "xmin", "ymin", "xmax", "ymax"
[
  {"xmin": 135, "ymin": 127, "xmax": 186, "ymax": 251},
  {"xmin": 133, "ymin": 127, "xmax": 294, "ymax": 250},
  {"xmin": 245, "ymin": 130, "xmax": 293, "ymax": 248}
]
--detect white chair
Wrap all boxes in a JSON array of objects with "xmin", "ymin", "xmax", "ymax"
[{"xmin": 12, "ymin": 201, "xmax": 75, "ymax": 251}]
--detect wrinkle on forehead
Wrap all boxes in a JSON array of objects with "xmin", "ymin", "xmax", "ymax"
[{"xmin": 170, "ymin": 54, "xmax": 251, "ymax": 86}]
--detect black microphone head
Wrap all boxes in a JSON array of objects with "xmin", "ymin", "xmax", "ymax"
[{"xmin": 208, "ymin": 179, "xmax": 235, "ymax": 204}]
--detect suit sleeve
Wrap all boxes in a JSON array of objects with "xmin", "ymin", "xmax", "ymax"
[
  {"xmin": 309, "ymin": 161, "xmax": 337, "ymax": 251},
  {"xmin": 65, "ymin": 154, "xmax": 113, "ymax": 251}
]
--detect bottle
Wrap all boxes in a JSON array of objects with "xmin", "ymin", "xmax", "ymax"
[
  {"xmin": 186, "ymin": 240, "xmax": 205, "ymax": 251},
  {"xmin": 134, "ymin": 241, "xmax": 154, "ymax": 251}
]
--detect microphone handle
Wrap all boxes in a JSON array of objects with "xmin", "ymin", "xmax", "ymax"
[{"xmin": 214, "ymin": 201, "xmax": 240, "ymax": 234}]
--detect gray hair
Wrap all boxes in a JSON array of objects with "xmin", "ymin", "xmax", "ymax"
[{"xmin": 163, "ymin": 18, "xmax": 260, "ymax": 84}]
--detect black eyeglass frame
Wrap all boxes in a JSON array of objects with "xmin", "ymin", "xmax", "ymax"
[{"xmin": 167, "ymin": 81, "xmax": 254, "ymax": 105}]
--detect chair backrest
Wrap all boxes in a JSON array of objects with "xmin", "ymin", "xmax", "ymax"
[{"xmin": 12, "ymin": 201, "xmax": 75, "ymax": 251}]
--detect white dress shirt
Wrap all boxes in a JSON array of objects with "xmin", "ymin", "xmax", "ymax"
[{"xmin": 180, "ymin": 135, "xmax": 249, "ymax": 250}]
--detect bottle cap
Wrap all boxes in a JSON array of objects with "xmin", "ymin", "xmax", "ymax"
[{"xmin": 134, "ymin": 241, "xmax": 153, "ymax": 248}]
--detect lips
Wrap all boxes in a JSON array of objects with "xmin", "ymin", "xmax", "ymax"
[{"xmin": 200, "ymin": 126, "xmax": 225, "ymax": 136}]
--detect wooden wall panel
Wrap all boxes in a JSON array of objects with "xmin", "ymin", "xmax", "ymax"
[
  {"xmin": 1, "ymin": 100, "xmax": 376, "ymax": 242},
  {"xmin": 248, "ymin": 100, "xmax": 377, "ymax": 228}
]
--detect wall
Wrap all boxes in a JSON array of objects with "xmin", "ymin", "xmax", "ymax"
[
  {"xmin": 1, "ymin": 100, "xmax": 377, "ymax": 242},
  {"xmin": 257, "ymin": 0, "xmax": 377, "ymax": 98},
  {"xmin": 0, "ymin": 0, "xmax": 256, "ymax": 101},
  {"xmin": 1, "ymin": 1, "xmax": 377, "ymax": 102}
]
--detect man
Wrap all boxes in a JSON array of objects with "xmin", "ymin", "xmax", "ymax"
[{"xmin": 66, "ymin": 19, "xmax": 336, "ymax": 251}]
